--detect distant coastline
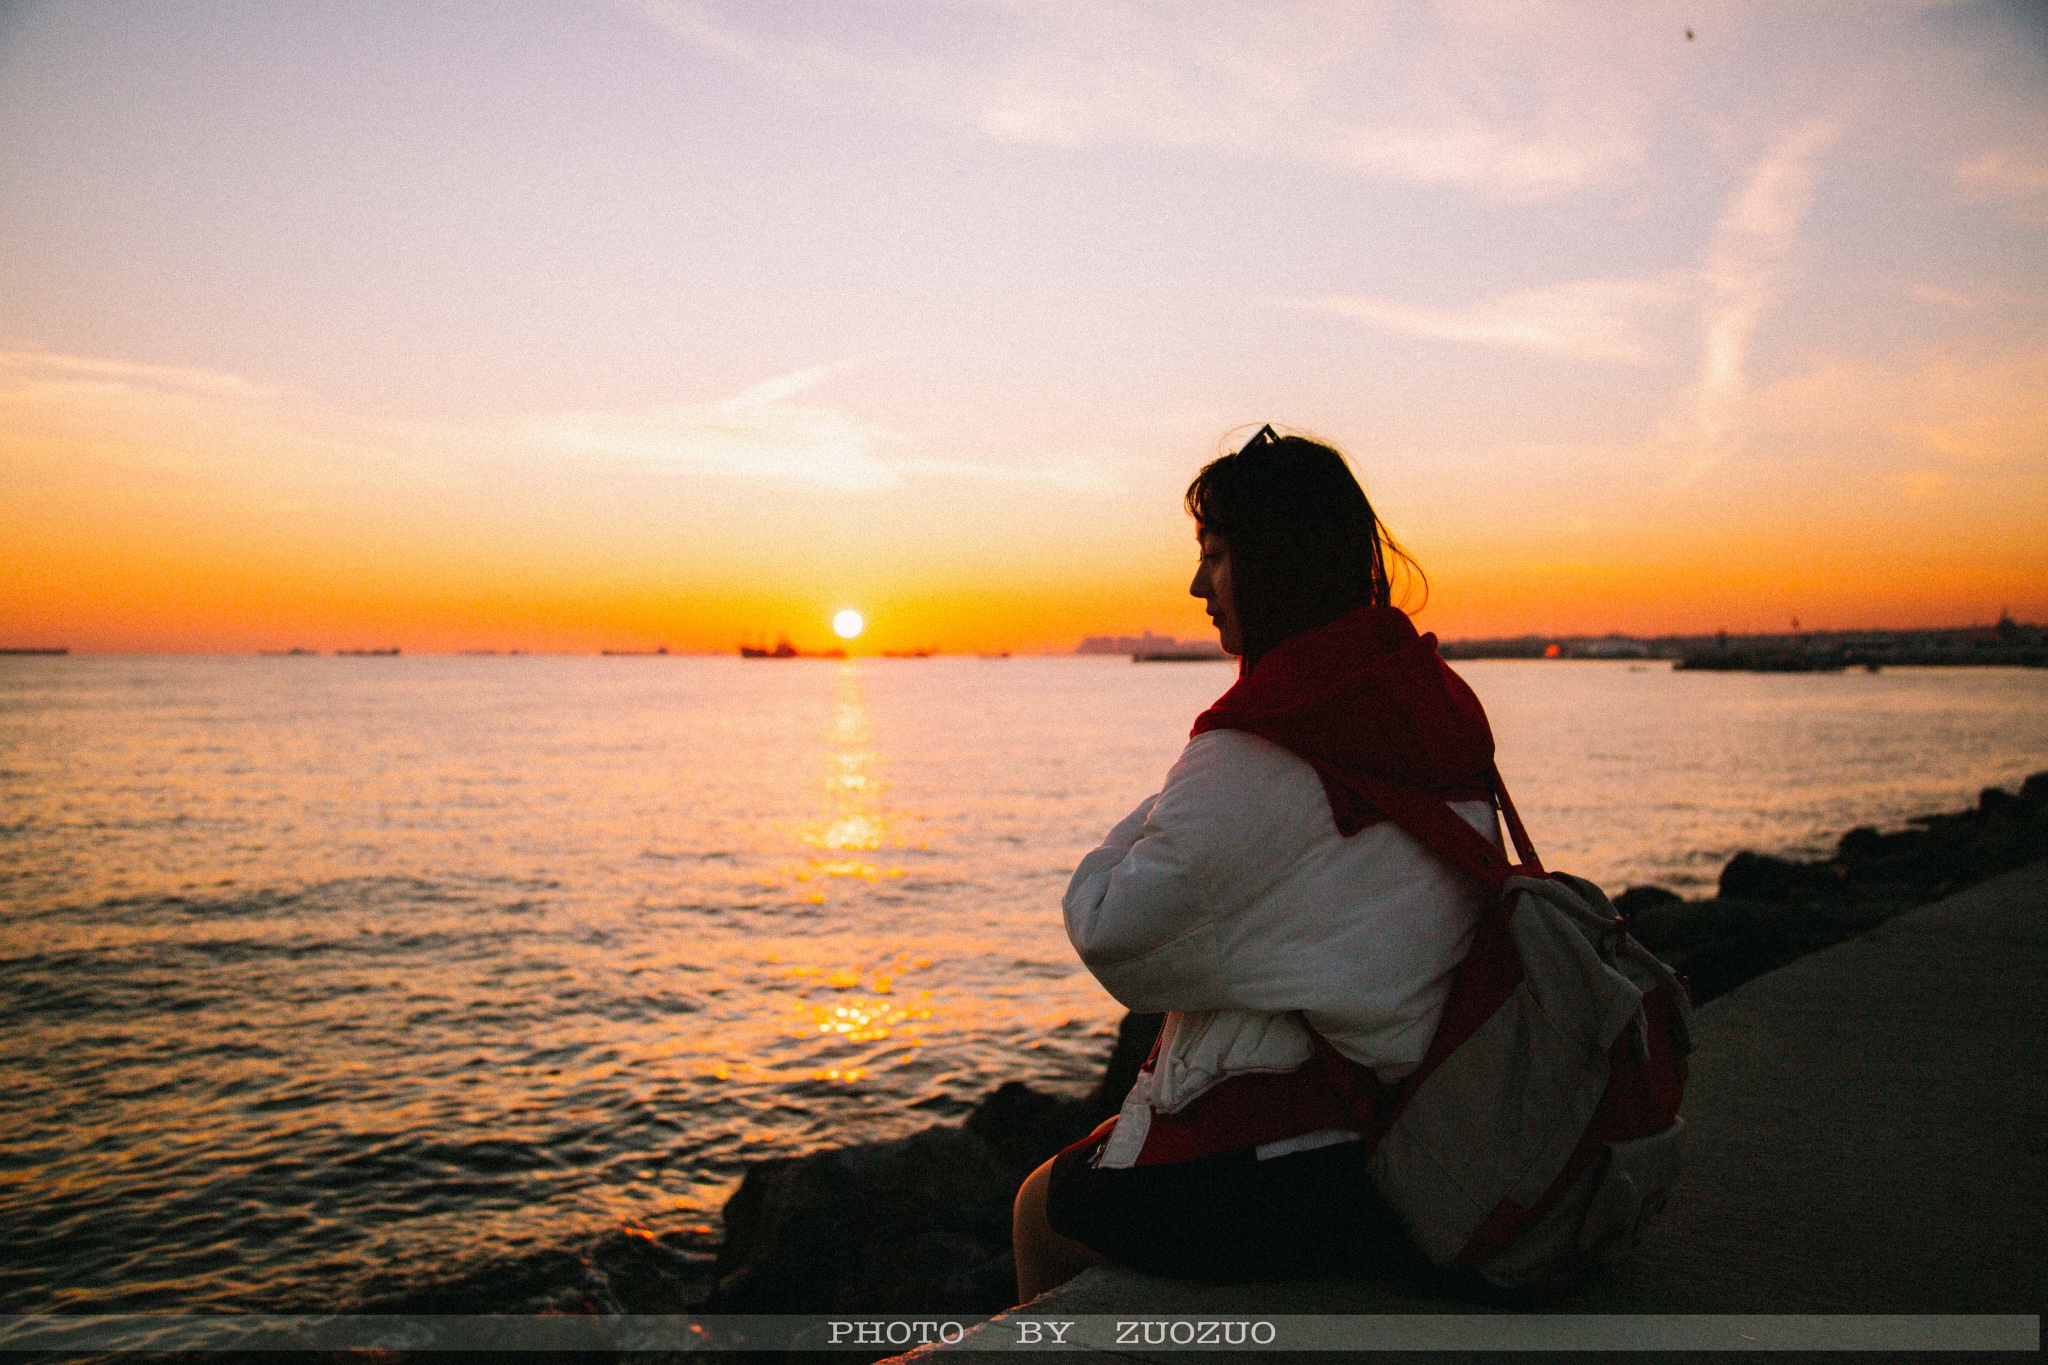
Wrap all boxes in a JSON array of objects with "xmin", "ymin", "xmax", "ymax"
[
  {"xmin": 1437, "ymin": 614, "xmax": 2044, "ymax": 669},
  {"xmin": 1074, "ymin": 632, "xmax": 1229, "ymax": 662},
  {"xmin": 4, "ymin": 613, "xmax": 2041, "ymax": 664}
]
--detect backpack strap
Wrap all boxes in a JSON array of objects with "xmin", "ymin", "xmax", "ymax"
[
  {"xmin": 1343, "ymin": 765, "xmax": 1544, "ymax": 900},
  {"xmin": 1491, "ymin": 765, "xmax": 1543, "ymax": 873},
  {"xmin": 1300, "ymin": 1019, "xmax": 1402, "ymax": 1141},
  {"xmin": 1300, "ymin": 767, "xmax": 1547, "ymax": 1141}
]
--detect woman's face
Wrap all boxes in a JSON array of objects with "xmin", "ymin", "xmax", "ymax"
[{"xmin": 1190, "ymin": 528, "xmax": 1242, "ymax": 656}]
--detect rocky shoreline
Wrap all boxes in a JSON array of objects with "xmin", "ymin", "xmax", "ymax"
[
  {"xmin": 370, "ymin": 772, "xmax": 2048, "ymax": 1321},
  {"xmin": 1616, "ymin": 770, "xmax": 2048, "ymax": 1005},
  {"xmin": 693, "ymin": 771, "xmax": 2048, "ymax": 1318}
]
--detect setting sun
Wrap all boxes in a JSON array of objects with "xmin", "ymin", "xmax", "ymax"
[{"xmin": 832, "ymin": 610, "xmax": 864, "ymax": 641}]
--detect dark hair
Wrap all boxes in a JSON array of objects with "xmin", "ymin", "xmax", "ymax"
[{"xmin": 1184, "ymin": 427, "xmax": 1425, "ymax": 668}]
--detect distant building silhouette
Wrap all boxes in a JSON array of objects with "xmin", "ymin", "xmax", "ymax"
[{"xmin": 1075, "ymin": 631, "xmax": 1179, "ymax": 656}]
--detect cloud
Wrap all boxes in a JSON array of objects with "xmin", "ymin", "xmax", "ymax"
[
  {"xmin": 0, "ymin": 349, "xmax": 356, "ymax": 488},
  {"xmin": 515, "ymin": 361, "xmax": 1114, "ymax": 492},
  {"xmin": 1686, "ymin": 120, "xmax": 1837, "ymax": 460},
  {"xmin": 518, "ymin": 392, "xmax": 904, "ymax": 492},
  {"xmin": 1747, "ymin": 349, "xmax": 2048, "ymax": 469},
  {"xmin": 896, "ymin": 453, "xmax": 1115, "ymax": 492},
  {"xmin": 1276, "ymin": 120, "xmax": 1844, "ymax": 476},
  {"xmin": 1329, "ymin": 121, "xmax": 1635, "ymax": 200},
  {"xmin": 1894, "ymin": 469, "xmax": 1949, "ymax": 500},
  {"xmin": 0, "ymin": 350, "xmax": 1113, "ymax": 499},
  {"xmin": 724, "ymin": 359, "xmax": 867, "ymax": 409},
  {"xmin": 1953, "ymin": 150, "xmax": 2048, "ymax": 225},
  {"xmin": 1891, "ymin": 354, "xmax": 2048, "ymax": 465},
  {"xmin": 1908, "ymin": 282, "xmax": 1979, "ymax": 311},
  {"xmin": 0, "ymin": 349, "xmax": 298, "ymax": 408},
  {"xmin": 1285, "ymin": 274, "xmax": 1693, "ymax": 364},
  {"xmin": 637, "ymin": 0, "xmax": 1680, "ymax": 199},
  {"xmin": 1954, "ymin": 151, "xmax": 2048, "ymax": 203}
]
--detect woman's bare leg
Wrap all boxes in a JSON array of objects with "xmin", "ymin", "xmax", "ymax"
[{"xmin": 1012, "ymin": 1156, "xmax": 1107, "ymax": 1304}]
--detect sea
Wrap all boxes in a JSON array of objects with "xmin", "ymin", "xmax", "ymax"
[{"xmin": 4, "ymin": 653, "xmax": 2046, "ymax": 1314}]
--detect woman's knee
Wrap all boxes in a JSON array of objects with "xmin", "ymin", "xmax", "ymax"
[{"xmin": 1013, "ymin": 1157, "xmax": 1056, "ymax": 1236}]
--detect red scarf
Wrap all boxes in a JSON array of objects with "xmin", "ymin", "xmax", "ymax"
[{"xmin": 1191, "ymin": 606, "xmax": 1496, "ymax": 835}]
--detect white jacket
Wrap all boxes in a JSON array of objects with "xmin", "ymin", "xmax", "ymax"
[{"xmin": 1065, "ymin": 728, "xmax": 1499, "ymax": 1121}]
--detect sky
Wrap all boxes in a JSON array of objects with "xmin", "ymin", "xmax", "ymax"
[{"xmin": 2, "ymin": 0, "xmax": 2044, "ymax": 654}]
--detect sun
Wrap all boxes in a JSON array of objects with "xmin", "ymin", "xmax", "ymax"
[{"xmin": 832, "ymin": 609, "xmax": 864, "ymax": 640}]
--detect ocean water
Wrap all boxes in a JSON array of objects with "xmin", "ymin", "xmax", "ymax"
[{"xmin": 3, "ymin": 654, "xmax": 2046, "ymax": 1313}]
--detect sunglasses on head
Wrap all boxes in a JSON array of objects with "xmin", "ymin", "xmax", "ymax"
[{"xmin": 1238, "ymin": 424, "xmax": 1279, "ymax": 456}]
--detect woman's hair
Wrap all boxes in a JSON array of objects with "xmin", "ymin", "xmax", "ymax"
[{"xmin": 1184, "ymin": 427, "xmax": 1425, "ymax": 667}]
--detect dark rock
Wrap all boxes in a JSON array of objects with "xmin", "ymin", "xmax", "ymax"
[
  {"xmin": 1614, "ymin": 885, "xmax": 1682, "ymax": 918},
  {"xmin": 1718, "ymin": 851, "xmax": 1839, "ymax": 904},
  {"xmin": 708, "ymin": 1124, "xmax": 1019, "ymax": 1314},
  {"xmin": 354, "ymin": 1247, "xmax": 611, "ymax": 1315},
  {"xmin": 962, "ymin": 1081, "xmax": 1077, "ymax": 1172},
  {"xmin": 688, "ymin": 775, "xmax": 2048, "ymax": 1317},
  {"xmin": 1628, "ymin": 895, "xmax": 1780, "ymax": 958},
  {"xmin": 1084, "ymin": 1009, "xmax": 1166, "ymax": 1114},
  {"xmin": 700, "ymin": 1013, "xmax": 1164, "ymax": 1317},
  {"xmin": 352, "ymin": 1232, "xmax": 715, "ymax": 1317},
  {"xmin": 1646, "ymin": 776, "xmax": 2048, "ymax": 1003},
  {"xmin": 1665, "ymin": 898, "xmax": 1886, "ymax": 1005},
  {"xmin": 586, "ymin": 1227, "xmax": 720, "ymax": 1312},
  {"xmin": 1980, "ymin": 786, "xmax": 2027, "ymax": 821},
  {"xmin": 1620, "ymin": 896, "xmax": 1711, "ymax": 955},
  {"xmin": 963, "ymin": 1011, "xmax": 1163, "ymax": 1172},
  {"xmin": 964, "ymin": 1081, "xmax": 1063, "ymax": 1152}
]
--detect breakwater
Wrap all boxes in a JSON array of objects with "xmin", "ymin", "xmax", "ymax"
[
  {"xmin": 1617, "ymin": 770, "xmax": 2048, "ymax": 1003},
  {"xmin": 920, "ymin": 857, "xmax": 2048, "ymax": 1343},
  {"xmin": 1441, "ymin": 616, "xmax": 2048, "ymax": 669},
  {"xmin": 9, "ymin": 656, "xmax": 2044, "ymax": 1322},
  {"xmin": 654, "ymin": 771, "xmax": 2048, "ymax": 1318}
]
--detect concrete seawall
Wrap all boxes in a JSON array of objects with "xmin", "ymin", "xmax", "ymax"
[{"xmin": 904, "ymin": 857, "xmax": 2048, "ymax": 1352}]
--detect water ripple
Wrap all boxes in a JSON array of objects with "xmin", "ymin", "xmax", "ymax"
[{"xmin": 3, "ymin": 655, "xmax": 2045, "ymax": 1312}]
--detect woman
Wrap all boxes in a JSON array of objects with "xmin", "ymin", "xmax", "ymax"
[{"xmin": 1011, "ymin": 427, "xmax": 1507, "ymax": 1301}]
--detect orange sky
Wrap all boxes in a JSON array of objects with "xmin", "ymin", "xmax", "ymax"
[
  {"xmin": 3, "ymin": 3, "xmax": 2045, "ymax": 653},
  {"xmin": 6, "ymin": 345, "xmax": 2046, "ymax": 653}
]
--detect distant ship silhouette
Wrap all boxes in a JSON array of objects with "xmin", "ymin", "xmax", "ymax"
[{"xmin": 738, "ymin": 638, "xmax": 846, "ymax": 659}]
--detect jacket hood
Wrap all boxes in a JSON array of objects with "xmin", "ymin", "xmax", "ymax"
[{"xmin": 1191, "ymin": 606, "xmax": 1496, "ymax": 835}]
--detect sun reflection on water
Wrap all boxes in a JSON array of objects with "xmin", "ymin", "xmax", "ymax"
[
  {"xmin": 804, "ymin": 665, "xmax": 889, "ymax": 864},
  {"xmin": 726, "ymin": 665, "xmax": 958, "ymax": 1091},
  {"xmin": 10, "ymin": 655, "xmax": 2047, "ymax": 1314},
  {"xmin": 0, "ymin": 654, "xmax": 1264, "ymax": 1312}
]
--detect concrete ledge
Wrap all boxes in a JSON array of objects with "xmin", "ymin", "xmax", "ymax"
[{"xmin": 910, "ymin": 859, "xmax": 2048, "ymax": 1352}]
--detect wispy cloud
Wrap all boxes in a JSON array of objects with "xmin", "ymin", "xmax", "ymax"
[
  {"xmin": 1908, "ymin": 282, "xmax": 1980, "ymax": 311},
  {"xmin": 897, "ymin": 452, "xmax": 1116, "ymax": 492},
  {"xmin": 1748, "ymin": 349, "xmax": 2048, "ymax": 472},
  {"xmin": 1280, "ymin": 120, "xmax": 1842, "ymax": 474},
  {"xmin": 1954, "ymin": 150, "xmax": 2048, "ymax": 225},
  {"xmin": 1893, "ymin": 469, "xmax": 1949, "ymax": 500},
  {"xmin": 1954, "ymin": 151, "xmax": 2048, "ymax": 202},
  {"xmin": 0, "ymin": 350, "xmax": 1114, "ymax": 498},
  {"xmin": 516, "ymin": 361, "xmax": 1113, "ymax": 492},
  {"xmin": 1890, "ymin": 353, "xmax": 2048, "ymax": 466},
  {"xmin": 1284, "ymin": 274, "xmax": 1694, "ymax": 364},
  {"xmin": 637, "ymin": 0, "xmax": 1679, "ymax": 199},
  {"xmin": 724, "ymin": 359, "xmax": 866, "ymax": 409},
  {"xmin": 1684, "ymin": 119, "xmax": 1837, "ymax": 466},
  {"xmin": 0, "ymin": 349, "xmax": 299, "ymax": 407},
  {"xmin": 0, "ymin": 349, "xmax": 360, "ymax": 491},
  {"xmin": 517, "ymin": 393, "xmax": 904, "ymax": 493}
]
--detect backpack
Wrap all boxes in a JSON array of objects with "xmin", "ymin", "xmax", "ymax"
[{"xmin": 1308, "ymin": 766, "xmax": 1694, "ymax": 1299}]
